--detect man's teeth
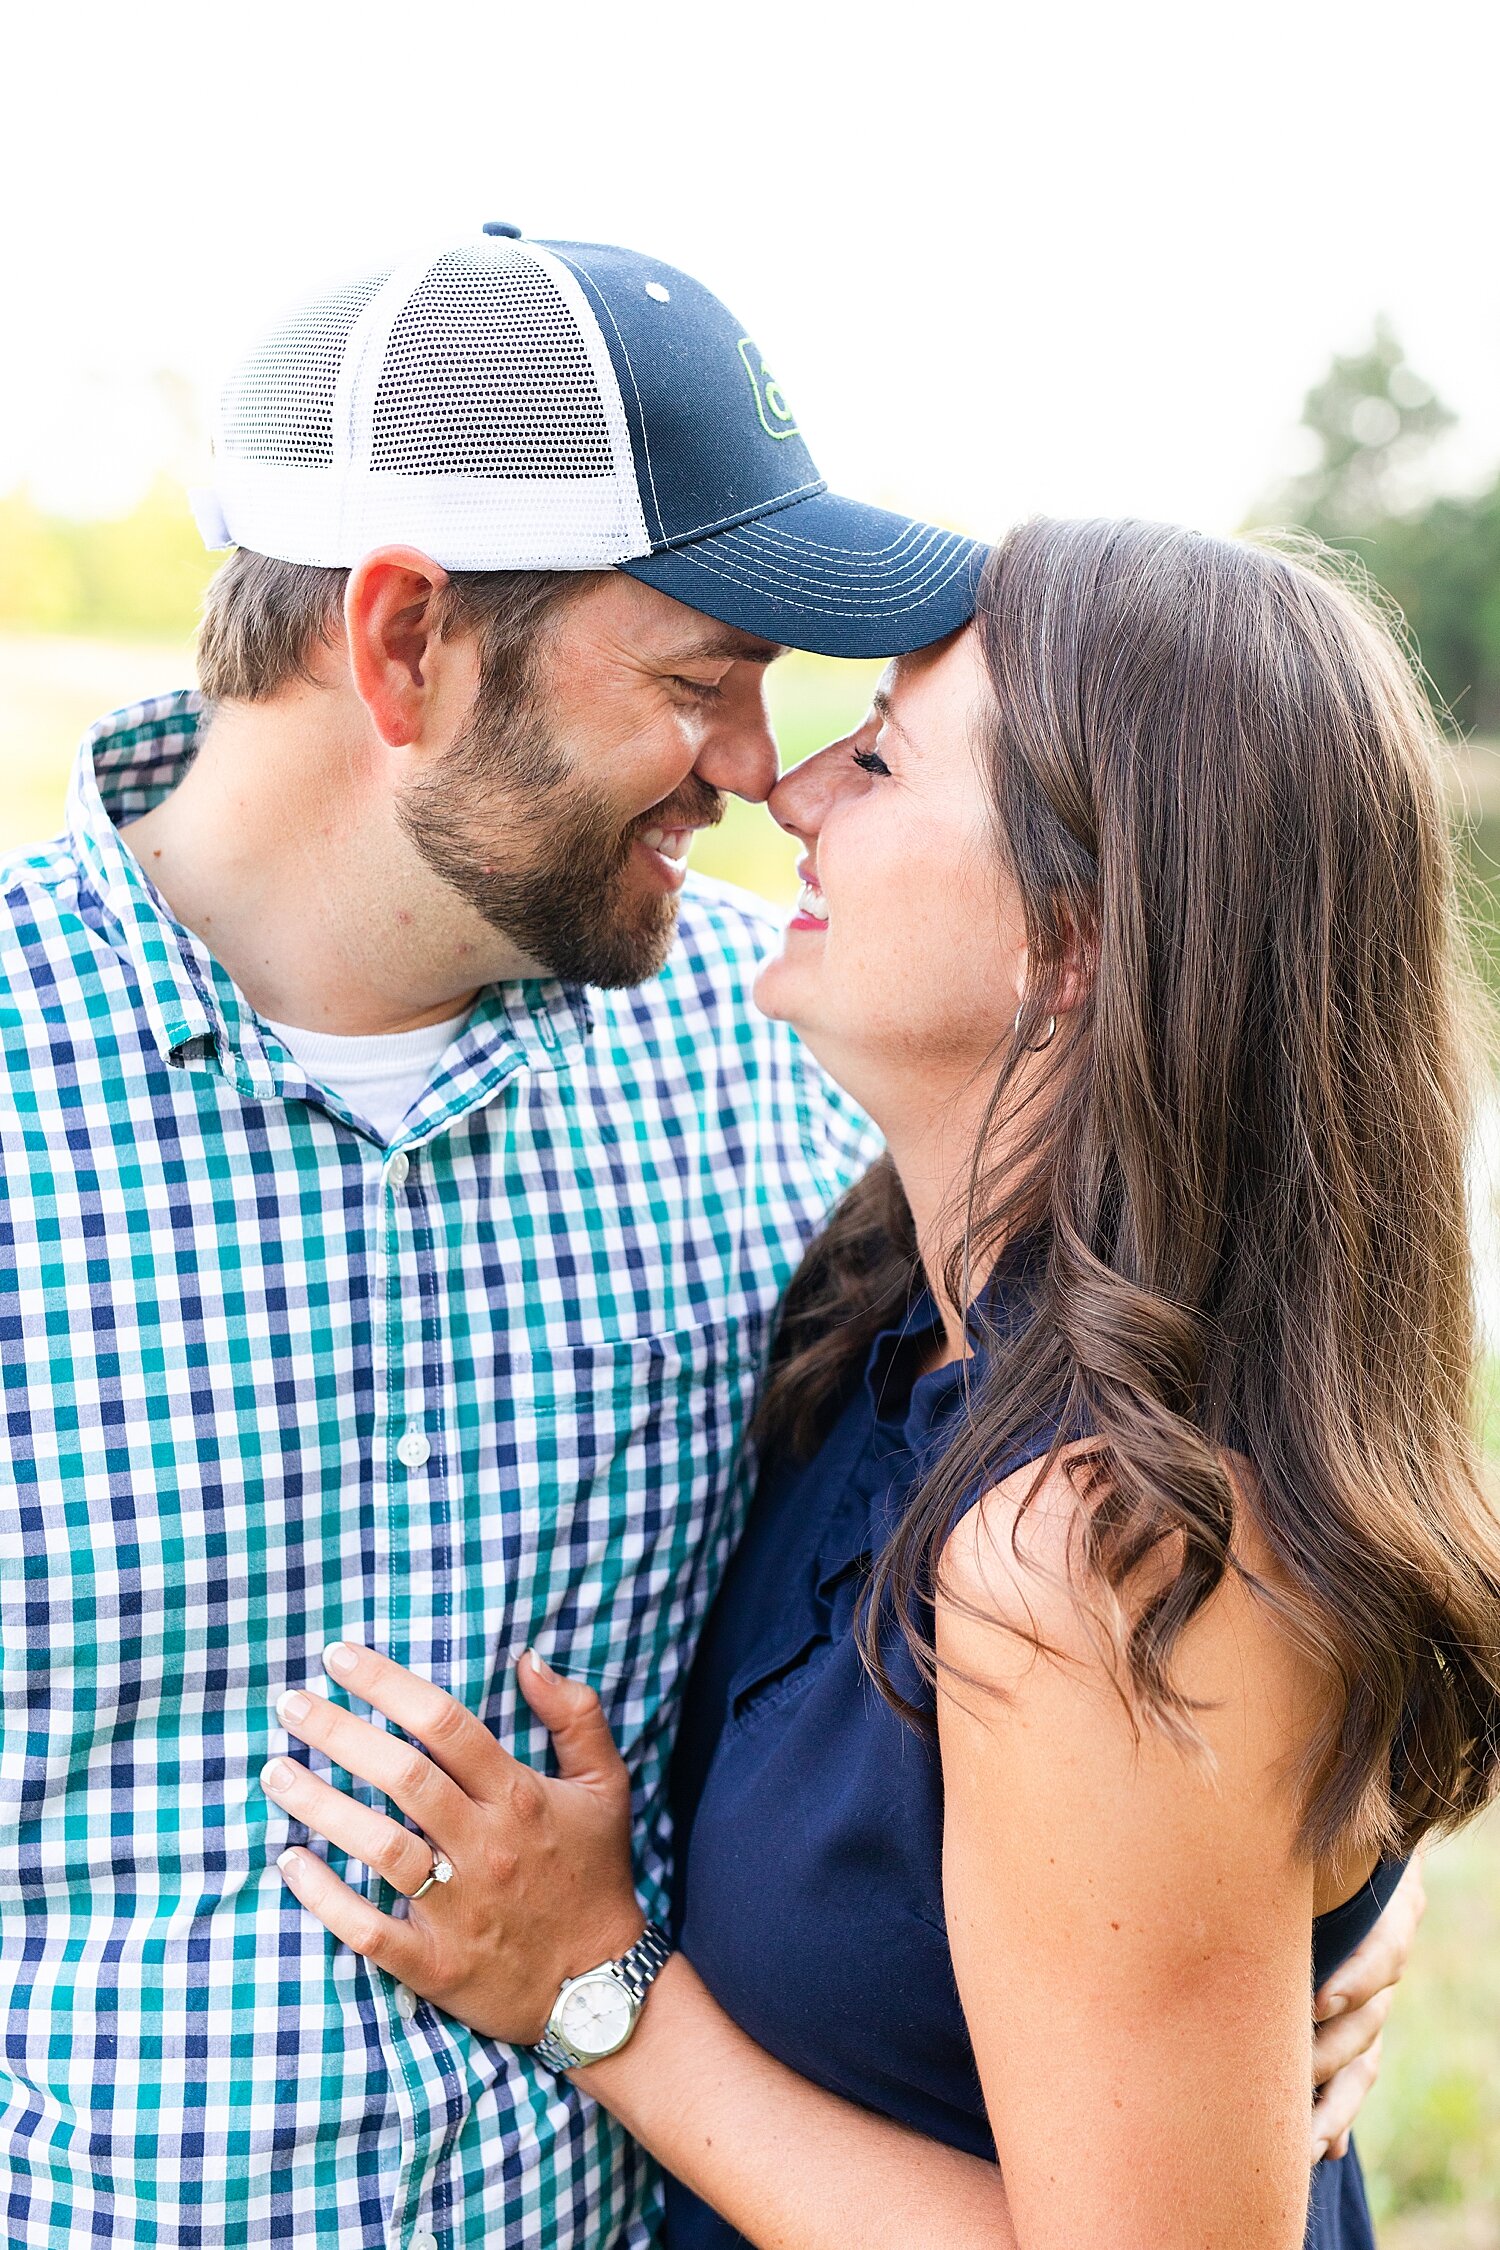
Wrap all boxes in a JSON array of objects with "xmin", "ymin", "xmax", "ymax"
[
  {"xmin": 641, "ymin": 827, "xmax": 692, "ymax": 862},
  {"xmin": 797, "ymin": 881, "xmax": 829, "ymax": 924}
]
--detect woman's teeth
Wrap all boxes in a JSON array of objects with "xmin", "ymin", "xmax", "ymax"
[
  {"xmin": 797, "ymin": 880, "xmax": 829, "ymax": 924},
  {"xmin": 641, "ymin": 826, "xmax": 692, "ymax": 861}
]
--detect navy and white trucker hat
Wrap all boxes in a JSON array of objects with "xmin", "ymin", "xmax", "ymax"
[{"xmin": 192, "ymin": 223, "xmax": 985, "ymax": 659}]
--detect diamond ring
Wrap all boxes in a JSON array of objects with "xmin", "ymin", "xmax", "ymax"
[{"xmin": 409, "ymin": 1848, "xmax": 454, "ymax": 1901}]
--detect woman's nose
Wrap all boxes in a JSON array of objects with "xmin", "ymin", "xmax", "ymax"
[{"xmin": 767, "ymin": 740, "xmax": 841, "ymax": 842}]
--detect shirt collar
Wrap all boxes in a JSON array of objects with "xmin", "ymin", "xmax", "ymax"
[
  {"xmin": 864, "ymin": 1288, "xmax": 946, "ymax": 1427},
  {"xmin": 68, "ymin": 692, "xmax": 594, "ymax": 1128},
  {"xmin": 861, "ymin": 1233, "xmax": 1049, "ymax": 1457},
  {"xmin": 69, "ymin": 691, "xmax": 226, "ymax": 1065}
]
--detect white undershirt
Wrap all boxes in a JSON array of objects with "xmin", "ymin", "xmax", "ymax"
[{"xmin": 266, "ymin": 1011, "xmax": 472, "ymax": 1143}]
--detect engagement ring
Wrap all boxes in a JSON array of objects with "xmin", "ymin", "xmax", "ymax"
[{"xmin": 410, "ymin": 1850, "xmax": 454, "ymax": 1901}]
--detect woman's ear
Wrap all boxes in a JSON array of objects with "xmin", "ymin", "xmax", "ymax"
[
  {"xmin": 1012, "ymin": 940, "xmax": 1033, "ymax": 1018},
  {"xmin": 344, "ymin": 547, "xmax": 452, "ymax": 749},
  {"xmin": 1053, "ymin": 905, "xmax": 1096, "ymax": 1018},
  {"xmin": 1015, "ymin": 910, "xmax": 1094, "ymax": 1025}
]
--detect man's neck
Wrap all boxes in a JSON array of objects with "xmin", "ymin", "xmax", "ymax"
[{"xmin": 121, "ymin": 695, "xmax": 535, "ymax": 1036}]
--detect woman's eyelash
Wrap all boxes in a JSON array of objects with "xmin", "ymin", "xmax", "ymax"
[{"xmin": 852, "ymin": 745, "xmax": 890, "ymax": 775}]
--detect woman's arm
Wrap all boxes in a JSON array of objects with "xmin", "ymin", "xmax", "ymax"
[
  {"xmin": 265, "ymin": 1644, "xmax": 1016, "ymax": 2250},
  {"xmin": 265, "ymin": 1636, "xmax": 1409, "ymax": 2249},
  {"xmin": 936, "ymin": 1463, "xmax": 1336, "ymax": 2250},
  {"xmin": 577, "ymin": 1953, "xmax": 1016, "ymax": 2250}
]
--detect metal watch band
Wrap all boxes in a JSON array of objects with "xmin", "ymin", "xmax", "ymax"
[
  {"xmin": 613, "ymin": 1920, "xmax": 672, "ymax": 2007},
  {"xmin": 531, "ymin": 1922, "xmax": 672, "ymax": 2072},
  {"xmin": 532, "ymin": 2028, "xmax": 582, "ymax": 2072}
]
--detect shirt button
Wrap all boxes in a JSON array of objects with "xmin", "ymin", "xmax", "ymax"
[
  {"xmin": 384, "ymin": 1151, "xmax": 410, "ymax": 1189},
  {"xmin": 410, "ymin": 2232, "xmax": 438, "ymax": 2250},
  {"xmin": 396, "ymin": 1428, "xmax": 431, "ymax": 1470},
  {"xmin": 395, "ymin": 1983, "xmax": 418, "ymax": 2021}
]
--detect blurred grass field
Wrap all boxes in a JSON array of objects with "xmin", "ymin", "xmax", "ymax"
[{"xmin": 2, "ymin": 630, "xmax": 1499, "ymax": 2244}]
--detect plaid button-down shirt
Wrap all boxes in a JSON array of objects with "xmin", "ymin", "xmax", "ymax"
[{"xmin": 0, "ymin": 693, "xmax": 875, "ymax": 2250}]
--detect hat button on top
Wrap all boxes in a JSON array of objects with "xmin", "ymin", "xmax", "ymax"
[{"xmin": 482, "ymin": 219, "xmax": 523, "ymax": 237}]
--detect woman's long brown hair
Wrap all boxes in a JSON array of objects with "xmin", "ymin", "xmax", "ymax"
[{"xmin": 758, "ymin": 518, "xmax": 1500, "ymax": 1862}]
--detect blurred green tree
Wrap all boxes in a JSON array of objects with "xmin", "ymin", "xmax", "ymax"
[
  {"xmin": 0, "ymin": 479, "xmax": 215, "ymax": 640},
  {"xmin": 0, "ymin": 491, "xmax": 87, "ymax": 630},
  {"xmin": 1273, "ymin": 315, "xmax": 1456, "ymax": 540},
  {"xmin": 1257, "ymin": 322, "xmax": 1500, "ymax": 735}
]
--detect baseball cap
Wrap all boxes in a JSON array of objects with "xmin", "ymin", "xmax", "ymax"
[{"xmin": 191, "ymin": 224, "xmax": 986, "ymax": 659}]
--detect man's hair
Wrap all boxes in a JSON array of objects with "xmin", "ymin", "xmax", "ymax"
[{"xmin": 196, "ymin": 548, "xmax": 590, "ymax": 709}]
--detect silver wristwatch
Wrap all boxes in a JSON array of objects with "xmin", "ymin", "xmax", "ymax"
[{"xmin": 532, "ymin": 1922, "xmax": 672, "ymax": 2071}]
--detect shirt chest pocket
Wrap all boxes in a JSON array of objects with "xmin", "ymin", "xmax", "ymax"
[
  {"xmin": 499, "ymin": 1312, "xmax": 763, "ymax": 1505},
  {"xmin": 490, "ymin": 1313, "xmax": 769, "ymax": 1701}
]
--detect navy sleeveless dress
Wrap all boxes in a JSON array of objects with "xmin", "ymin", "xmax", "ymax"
[{"xmin": 668, "ymin": 1280, "xmax": 1403, "ymax": 2248}]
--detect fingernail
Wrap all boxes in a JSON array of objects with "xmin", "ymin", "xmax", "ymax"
[
  {"xmin": 276, "ymin": 1848, "xmax": 303, "ymax": 1873},
  {"xmin": 261, "ymin": 1759, "xmax": 294, "ymax": 1793},
  {"xmin": 525, "ymin": 1647, "xmax": 557, "ymax": 1681},
  {"xmin": 277, "ymin": 1690, "xmax": 312, "ymax": 1723},
  {"xmin": 1321, "ymin": 1992, "xmax": 1349, "ymax": 2019},
  {"xmin": 323, "ymin": 1642, "xmax": 359, "ymax": 1680}
]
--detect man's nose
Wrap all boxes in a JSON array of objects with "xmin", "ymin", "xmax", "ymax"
[{"xmin": 691, "ymin": 696, "xmax": 780, "ymax": 806}]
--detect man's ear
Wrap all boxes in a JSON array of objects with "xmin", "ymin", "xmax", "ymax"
[{"xmin": 344, "ymin": 548, "xmax": 451, "ymax": 749}]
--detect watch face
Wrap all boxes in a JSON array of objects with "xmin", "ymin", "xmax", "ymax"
[{"xmin": 558, "ymin": 1972, "xmax": 633, "ymax": 2059}]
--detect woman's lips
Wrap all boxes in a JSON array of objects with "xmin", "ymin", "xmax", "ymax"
[{"xmin": 788, "ymin": 871, "xmax": 829, "ymax": 932}]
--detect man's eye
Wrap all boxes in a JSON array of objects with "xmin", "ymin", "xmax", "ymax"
[
  {"xmin": 672, "ymin": 677, "xmax": 724, "ymax": 703},
  {"xmin": 852, "ymin": 745, "xmax": 890, "ymax": 776}
]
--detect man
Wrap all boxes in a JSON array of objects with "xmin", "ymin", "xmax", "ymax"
[{"xmin": 0, "ymin": 227, "xmax": 1409, "ymax": 2249}]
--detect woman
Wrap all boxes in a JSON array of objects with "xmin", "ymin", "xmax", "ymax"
[{"xmin": 263, "ymin": 521, "xmax": 1500, "ymax": 2246}]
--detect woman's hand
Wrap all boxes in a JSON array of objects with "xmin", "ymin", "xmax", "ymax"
[{"xmin": 261, "ymin": 1642, "xmax": 646, "ymax": 2043}]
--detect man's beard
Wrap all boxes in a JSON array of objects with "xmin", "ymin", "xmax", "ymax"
[{"xmin": 397, "ymin": 690, "xmax": 724, "ymax": 989}]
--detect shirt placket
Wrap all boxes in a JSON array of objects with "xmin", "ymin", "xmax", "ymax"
[
  {"xmin": 370, "ymin": 1031, "xmax": 540, "ymax": 2250},
  {"xmin": 367, "ymin": 1127, "xmax": 454, "ymax": 2250},
  {"xmin": 376, "ymin": 1004, "xmax": 592, "ymax": 2249}
]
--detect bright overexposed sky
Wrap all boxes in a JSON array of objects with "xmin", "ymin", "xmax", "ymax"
[{"xmin": 4, "ymin": 0, "xmax": 1498, "ymax": 539}]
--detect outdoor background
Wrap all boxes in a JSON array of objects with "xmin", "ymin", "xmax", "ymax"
[{"xmin": 5, "ymin": 1, "xmax": 1500, "ymax": 2240}]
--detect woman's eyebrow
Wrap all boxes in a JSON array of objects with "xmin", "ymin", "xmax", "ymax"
[{"xmin": 870, "ymin": 687, "xmax": 918, "ymax": 751}]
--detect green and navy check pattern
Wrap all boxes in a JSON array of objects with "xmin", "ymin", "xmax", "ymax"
[{"xmin": 0, "ymin": 694, "xmax": 876, "ymax": 2249}]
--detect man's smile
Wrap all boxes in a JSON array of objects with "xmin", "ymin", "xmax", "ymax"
[{"xmin": 633, "ymin": 825, "xmax": 700, "ymax": 890}]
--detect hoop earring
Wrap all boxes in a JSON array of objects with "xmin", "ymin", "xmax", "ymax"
[{"xmin": 1013, "ymin": 1008, "xmax": 1058, "ymax": 1053}]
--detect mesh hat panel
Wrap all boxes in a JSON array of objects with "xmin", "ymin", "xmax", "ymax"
[
  {"xmin": 220, "ymin": 271, "xmax": 392, "ymax": 468},
  {"xmin": 206, "ymin": 240, "xmax": 647, "ymax": 567},
  {"xmin": 370, "ymin": 248, "xmax": 614, "ymax": 481}
]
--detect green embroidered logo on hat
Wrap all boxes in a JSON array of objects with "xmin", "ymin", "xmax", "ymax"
[{"xmin": 738, "ymin": 339, "xmax": 800, "ymax": 440}]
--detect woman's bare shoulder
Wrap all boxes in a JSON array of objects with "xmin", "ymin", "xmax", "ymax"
[{"xmin": 936, "ymin": 1441, "xmax": 1340, "ymax": 1800}]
